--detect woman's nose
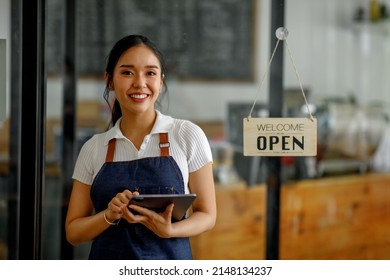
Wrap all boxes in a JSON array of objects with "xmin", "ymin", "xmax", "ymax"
[{"xmin": 132, "ymin": 75, "xmax": 146, "ymax": 88}]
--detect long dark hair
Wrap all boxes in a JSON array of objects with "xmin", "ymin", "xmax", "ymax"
[{"xmin": 103, "ymin": 34, "xmax": 168, "ymax": 127}]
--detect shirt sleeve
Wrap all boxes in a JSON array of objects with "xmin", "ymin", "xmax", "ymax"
[
  {"xmin": 72, "ymin": 135, "xmax": 99, "ymax": 185},
  {"xmin": 178, "ymin": 121, "xmax": 213, "ymax": 173}
]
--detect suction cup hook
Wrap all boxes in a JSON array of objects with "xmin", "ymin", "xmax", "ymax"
[{"xmin": 275, "ymin": 27, "xmax": 289, "ymax": 40}]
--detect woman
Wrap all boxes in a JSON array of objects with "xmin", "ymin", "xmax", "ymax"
[{"xmin": 65, "ymin": 35, "xmax": 216, "ymax": 259}]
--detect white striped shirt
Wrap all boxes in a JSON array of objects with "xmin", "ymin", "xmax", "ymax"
[{"xmin": 72, "ymin": 110, "xmax": 213, "ymax": 193}]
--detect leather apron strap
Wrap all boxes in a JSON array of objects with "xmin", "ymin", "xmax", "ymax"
[{"xmin": 105, "ymin": 138, "xmax": 116, "ymax": 162}]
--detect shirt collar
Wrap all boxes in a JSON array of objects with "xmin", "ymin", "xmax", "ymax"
[{"xmin": 104, "ymin": 110, "xmax": 174, "ymax": 146}]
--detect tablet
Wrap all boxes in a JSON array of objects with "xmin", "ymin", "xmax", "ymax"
[{"xmin": 128, "ymin": 194, "xmax": 197, "ymax": 220}]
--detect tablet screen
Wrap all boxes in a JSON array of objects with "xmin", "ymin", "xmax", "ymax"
[{"xmin": 128, "ymin": 194, "xmax": 197, "ymax": 221}]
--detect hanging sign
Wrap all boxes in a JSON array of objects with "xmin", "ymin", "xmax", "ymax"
[
  {"xmin": 243, "ymin": 117, "xmax": 317, "ymax": 156},
  {"xmin": 244, "ymin": 27, "xmax": 317, "ymax": 157}
]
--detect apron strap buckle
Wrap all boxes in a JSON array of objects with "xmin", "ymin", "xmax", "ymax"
[{"xmin": 159, "ymin": 133, "xmax": 170, "ymax": 157}]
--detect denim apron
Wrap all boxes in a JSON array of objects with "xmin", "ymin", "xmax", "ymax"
[{"xmin": 89, "ymin": 133, "xmax": 192, "ymax": 260}]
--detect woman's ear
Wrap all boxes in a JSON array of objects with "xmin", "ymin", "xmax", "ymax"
[
  {"xmin": 104, "ymin": 72, "xmax": 114, "ymax": 91},
  {"xmin": 160, "ymin": 74, "xmax": 165, "ymax": 90}
]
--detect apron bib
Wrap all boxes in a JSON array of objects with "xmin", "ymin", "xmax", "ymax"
[{"xmin": 89, "ymin": 133, "xmax": 192, "ymax": 260}]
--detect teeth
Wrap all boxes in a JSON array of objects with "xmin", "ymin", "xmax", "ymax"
[{"xmin": 130, "ymin": 94, "xmax": 147, "ymax": 99}]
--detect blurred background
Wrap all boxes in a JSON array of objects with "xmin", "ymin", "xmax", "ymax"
[{"xmin": 1, "ymin": 0, "xmax": 390, "ymax": 259}]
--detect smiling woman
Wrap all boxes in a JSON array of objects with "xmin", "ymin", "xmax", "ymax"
[{"xmin": 65, "ymin": 34, "xmax": 217, "ymax": 260}]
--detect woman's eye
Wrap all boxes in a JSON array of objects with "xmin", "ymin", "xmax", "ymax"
[
  {"xmin": 122, "ymin": 71, "xmax": 133, "ymax": 75},
  {"xmin": 147, "ymin": 71, "xmax": 157, "ymax": 76}
]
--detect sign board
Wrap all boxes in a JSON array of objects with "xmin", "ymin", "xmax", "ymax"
[
  {"xmin": 243, "ymin": 117, "xmax": 317, "ymax": 156},
  {"xmin": 0, "ymin": 39, "xmax": 5, "ymax": 122}
]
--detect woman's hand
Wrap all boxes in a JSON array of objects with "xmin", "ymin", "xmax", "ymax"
[
  {"xmin": 104, "ymin": 189, "xmax": 139, "ymax": 222},
  {"xmin": 121, "ymin": 203, "xmax": 175, "ymax": 238}
]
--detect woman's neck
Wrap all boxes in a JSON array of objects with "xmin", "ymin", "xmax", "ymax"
[{"xmin": 119, "ymin": 110, "xmax": 157, "ymax": 149}]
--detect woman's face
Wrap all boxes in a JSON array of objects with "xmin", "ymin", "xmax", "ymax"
[{"xmin": 111, "ymin": 45, "xmax": 163, "ymax": 116}]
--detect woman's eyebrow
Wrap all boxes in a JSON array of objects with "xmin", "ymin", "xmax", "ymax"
[{"xmin": 119, "ymin": 64, "xmax": 160, "ymax": 69}]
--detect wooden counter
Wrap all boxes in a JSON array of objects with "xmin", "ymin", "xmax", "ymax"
[
  {"xmin": 280, "ymin": 173, "xmax": 390, "ymax": 259},
  {"xmin": 190, "ymin": 173, "xmax": 390, "ymax": 260},
  {"xmin": 190, "ymin": 183, "xmax": 266, "ymax": 259}
]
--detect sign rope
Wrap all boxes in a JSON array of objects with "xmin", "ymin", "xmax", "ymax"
[{"xmin": 247, "ymin": 27, "xmax": 314, "ymax": 121}]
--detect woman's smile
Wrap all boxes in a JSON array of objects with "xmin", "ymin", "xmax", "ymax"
[{"xmin": 128, "ymin": 93, "xmax": 150, "ymax": 102}]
